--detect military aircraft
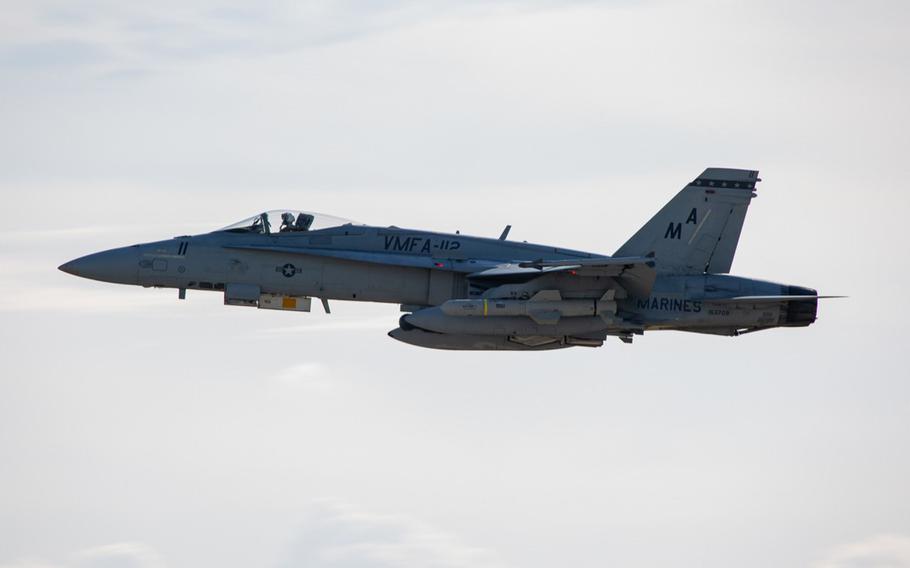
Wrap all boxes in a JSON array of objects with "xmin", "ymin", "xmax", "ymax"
[{"xmin": 59, "ymin": 168, "xmax": 833, "ymax": 350}]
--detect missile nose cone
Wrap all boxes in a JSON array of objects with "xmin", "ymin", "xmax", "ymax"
[{"xmin": 58, "ymin": 247, "xmax": 139, "ymax": 285}]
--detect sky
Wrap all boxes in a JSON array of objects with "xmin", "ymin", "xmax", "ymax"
[{"xmin": 1, "ymin": 0, "xmax": 909, "ymax": 567}]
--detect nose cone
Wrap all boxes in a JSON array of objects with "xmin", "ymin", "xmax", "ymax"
[{"xmin": 59, "ymin": 247, "xmax": 139, "ymax": 285}]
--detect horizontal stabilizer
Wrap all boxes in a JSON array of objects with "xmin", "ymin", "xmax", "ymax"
[{"xmin": 702, "ymin": 295, "xmax": 845, "ymax": 304}]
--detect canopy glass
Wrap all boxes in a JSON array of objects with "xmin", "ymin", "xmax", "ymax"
[{"xmin": 218, "ymin": 210, "xmax": 359, "ymax": 234}]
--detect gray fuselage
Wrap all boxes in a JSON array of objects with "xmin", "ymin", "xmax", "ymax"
[
  {"xmin": 60, "ymin": 223, "xmax": 816, "ymax": 348},
  {"xmin": 59, "ymin": 168, "xmax": 824, "ymax": 350}
]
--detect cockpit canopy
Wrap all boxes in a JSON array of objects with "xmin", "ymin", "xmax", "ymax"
[{"xmin": 218, "ymin": 210, "xmax": 359, "ymax": 234}]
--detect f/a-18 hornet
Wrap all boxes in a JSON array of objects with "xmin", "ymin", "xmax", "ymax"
[{"xmin": 60, "ymin": 168, "xmax": 833, "ymax": 350}]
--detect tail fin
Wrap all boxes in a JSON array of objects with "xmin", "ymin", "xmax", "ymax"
[{"xmin": 614, "ymin": 168, "xmax": 759, "ymax": 274}]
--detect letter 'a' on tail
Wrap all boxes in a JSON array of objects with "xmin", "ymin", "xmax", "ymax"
[{"xmin": 614, "ymin": 168, "xmax": 760, "ymax": 274}]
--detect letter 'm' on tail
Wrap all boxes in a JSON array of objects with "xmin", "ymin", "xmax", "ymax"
[{"xmin": 614, "ymin": 168, "xmax": 759, "ymax": 274}]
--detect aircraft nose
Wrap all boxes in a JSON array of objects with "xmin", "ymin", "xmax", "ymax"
[
  {"xmin": 59, "ymin": 247, "xmax": 139, "ymax": 285},
  {"xmin": 57, "ymin": 260, "xmax": 77, "ymax": 275}
]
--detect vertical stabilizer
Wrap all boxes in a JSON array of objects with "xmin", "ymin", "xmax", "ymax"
[{"xmin": 614, "ymin": 168, "xmax": 759, "ymax": 274}]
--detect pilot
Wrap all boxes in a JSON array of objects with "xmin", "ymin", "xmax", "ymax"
[
  {"xmin": 295, "ymin": 213, "xmax": 315, "ymax": 231},
  {"xmin": 279, "ymin": 212, "xmax": 296, "ymax": 232}
]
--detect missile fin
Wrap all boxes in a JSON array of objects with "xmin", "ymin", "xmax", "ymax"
[
  {"xmin": 530, "ymin": 290, "xmax": 562, "ymax": 302},
  {"xmin": 529, "ymin": 310, "xmax": 561, "ymax": 325}
]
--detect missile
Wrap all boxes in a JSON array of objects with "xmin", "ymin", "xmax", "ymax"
[
  {"xmin": 403, "ymin": 310, "xmax": 611, "ymax": 337},
  {"xmin": 402, "ymin": 290, "xmax": 622, "ymax": 336},
  {"xmin": 438, "ymin": 290, "xmax": 617, "ymax": 325},
  {"xmin": 387, "ymin": 327, "xmax": 572, "ymax": 351}
]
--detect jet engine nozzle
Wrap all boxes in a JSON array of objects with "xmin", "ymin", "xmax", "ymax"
[{"xmin": 783, "ymin": 286, "xmax": 818, "ymax": 327}]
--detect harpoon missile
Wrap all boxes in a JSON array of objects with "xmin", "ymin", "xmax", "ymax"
[
  {"xmin": 402, "ymin": 290, "xmax": 619, "ymax": 337},
  {"xmin": 438, "ymin": 289, "xmax": 617, "ymax": 324}
]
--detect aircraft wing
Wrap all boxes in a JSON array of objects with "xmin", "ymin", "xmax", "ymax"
[
  {"xmin": 224, "ymin": 245, "xmax": 656, "ymax": 297},
  {"xmin": 223, "ymin": 244, "xmax": 501, "ymax": 272},
  {"xmin": 468, "ymin": 255, "xmax": 657, "ymax": 298},
  {"xmin": 515, "ymin": 254, "xmax": 655, "ymax": 271}
]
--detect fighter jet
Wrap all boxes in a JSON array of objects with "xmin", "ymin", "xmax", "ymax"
[{"xmin": 59, "ymin": 168, "xmax": 834, "ymax": 350}]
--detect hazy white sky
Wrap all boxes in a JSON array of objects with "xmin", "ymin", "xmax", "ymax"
[{"xmin": 1, "ymin": 1, "xmax": 909, "ymax": 567}]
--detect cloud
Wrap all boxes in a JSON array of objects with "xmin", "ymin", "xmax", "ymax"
[
  {"xmin": 0, "ymin": 284, "xmax": 175, "ymax": 314},
  {"xmin": 816, "ymin": 534, "xmax": 910, "ymax": 568},
  {"xmin": 0, "ymin": 542, "xmax": 163, "ymax": 568},
  {"xmin": 0, "ymin": 0, "xmax": 616, "ymax": 78},
  {"xmin": 273, "ymin": 362, "xmax": 337, "ymax": 392},
  {"xmin": 0, "ymin": 40, "xmax": 111, "ymax": 69},
  {"xmin": 277, "ymin": 501, "xmax": 505, "ymax": 568},
  {"xmin": 0, "ymin": 560, "xmax": 65, "ymax": 568},
  {"xmin": 260, "ymin": 317, "xmax": 394, "ymax": 335},
  {"xmin": 75, "ymin": 542, "xmax": 164, "ymax": 568},
  {"xmin": 0, "ymin": 224, "xmax": 195, "ymax": 243}
]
